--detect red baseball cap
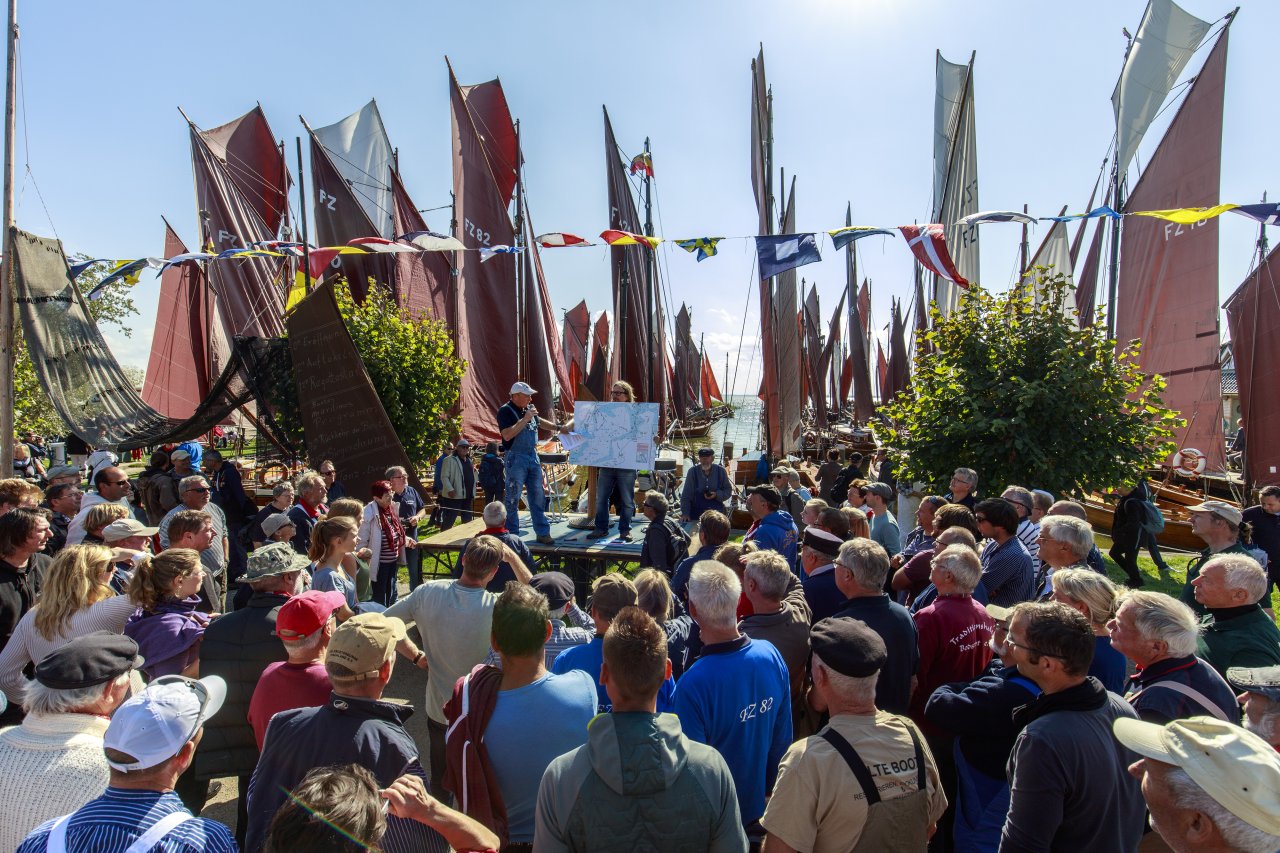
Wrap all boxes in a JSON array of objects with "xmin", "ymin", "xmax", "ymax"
[{"xmin": 276, "ymin": 590, "xmax": 347, "ymax": 640}]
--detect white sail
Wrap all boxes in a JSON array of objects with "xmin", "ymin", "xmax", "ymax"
[
  {"xmin": 933, "ymin": 52, "xmax": 979, "ymax": 315},
  {"xmin": 313, "ymin": 99, "xmax": 395, "ymax": 238},
  {"xmin": 1112, "ymin": 0, "xmax": 1210, "ymax": 177},
  {"xmin": 1024, "ymin": 219, "xmax": 1074, "ymax": 315}
]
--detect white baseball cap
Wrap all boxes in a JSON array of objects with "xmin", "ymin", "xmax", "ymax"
[
  {"xmin": 104, "ymin": 675, "xmax": 226, "ymax": 771},
  {"xmin": 510, "ymin": 382, "xmax": 537, "ymax": 395}
]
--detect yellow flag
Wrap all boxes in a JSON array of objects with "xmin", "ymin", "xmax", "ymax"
[
  {"xmin": 286, "ymin": 270, "xmax": 308, "ymax": 313},
  {"xmin": 1131, "ymin": 204, "xmax": 1238, "ymax": 224}
]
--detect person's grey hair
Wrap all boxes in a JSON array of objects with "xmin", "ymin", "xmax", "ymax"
[
  {"xmin": 385, "ymin": 466, "xmax": 408, "ymax": 480},
  {"xmin": 834, "ymin": 538, "xmax": 890, "ymax": 591},
  {"xmin": 688, "ymin": 560, "xmax": 741, "ymax": 629},
  {"xmin": 1031, "ymin": 490, "xmax": 1054, "ymax": 512},
  {"xmin": 1001, "ymin": 485, "xmax": 1034, "ymax": 512},
  {"xmin": 272, "ymin": 481, "xmax": 295, "ymax": 499},
  {"xmin": 788, "ymin": 471, "xmax": 801, "ymax": 485},
  {"xmin": 954, "ymin": 467, "xmax": 978, "ymax": 487},
  {"xmin": 281, "ymin": 623, "xmax": 329, "ymax": 657},
  {"xmin": 482, "ymin": 501, "xmax": 506, "ymax": 527},
  {"xmin": 247, "ymin": 571, "xmax": 300, "ymax": 593},
  {"xmin": 1245, "ymin": 699, "xmax": 1280, "ymax": 745},
  {"xmin": 1040, "ymin": 515, "xmax": 1094, "ymax": 561},
  {"xmin": 743, "ymin": 550, "xmax": 793, "ymax": 602},
  {"xmin": 1119, "ymin": 590, "xmax": 1202, "ymax": 658},
  {"xmin": 179, "ymin": 475, "xmax": 208, "ymax": 494},
  {"xmin": 643, "ymin": 490, "xmax": 668, "ymax": 513},
  {"xmin": 295, "ymin": 471, "xmax": 325, "ymax": 495},
  {"xmin": 1046, "ymin": 499, "xmax": 1088, "ymax": 521},
  {"xmin": 23, "ymin": 673, "xmax": 129, "ymax": 716},
  {"xmin": 933, "ymin": 545, "xmax": 982, "ymax": 593},
  {"xmin": 1206, "ymin": 554, "xmax": 1269, "ymax": 604},
  {"xmin": 1163, "ymin": 766, "xmax": 1280, "ymax": 853},
  {"xmin": 936, "ymin": 526, "xmax": 979, "ymax": 554},
  {"xmin": 813, "ymin": 655, "xmax": 879, "ymax": 704},
  {"xmin": 1052, "ymin": 567, "xmax": 1121, "ymax": 627}
]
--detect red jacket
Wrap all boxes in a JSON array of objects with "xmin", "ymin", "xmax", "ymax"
[{"xmin": 443, "ymin": 664, "xmax": 508, "ymax": 846}]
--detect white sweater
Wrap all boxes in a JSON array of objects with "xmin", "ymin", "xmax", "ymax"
[
  {"xmin": 0, "ymin": 712, "xmax": 111, "ymax": 851},
  {"xmin": 0, "ymin": 595, "xmax": 138, "ymax": 705}
]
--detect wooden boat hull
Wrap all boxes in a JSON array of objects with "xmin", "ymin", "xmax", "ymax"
[{"xmin": 1082, "ymin": 493, "xmax": 1204, "ymax": 551}]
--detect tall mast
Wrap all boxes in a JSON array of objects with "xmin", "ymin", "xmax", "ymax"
[
  {"xmin": 513, "ymin": 119, "xmax": 525, "ymax": 379},
  {"xmin": 642, "ymin": 136, "xmax": 655, "ymax": 404},
  {"xmin": 0, "ymin": 0, "xmax": 17, "ymax": 473}
]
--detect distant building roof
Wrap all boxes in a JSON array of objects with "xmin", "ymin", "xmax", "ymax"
[{"xmin": 1222, "ymin": 368, "xmax": 1237, "ymax": 396}]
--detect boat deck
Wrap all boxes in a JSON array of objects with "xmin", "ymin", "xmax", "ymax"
[{"xmin": 416, "ymin": 512, "xmax": 698, "ymax": 601}]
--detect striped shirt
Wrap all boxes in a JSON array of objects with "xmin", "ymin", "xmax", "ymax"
[
  {"xmin": 980, "ymin": 536, "xmax": 1036, "ymax": 607},
  {"xmin": 1017, "ymin": 518, "xmax": 1041, "ymax": 577},
  {"xmin": 485, "ymin": 601, "xmax": 594, "ymax": 669},
  {"xmin": 17, "ymin": 787, "xmax": 235, "ymax": 853}
]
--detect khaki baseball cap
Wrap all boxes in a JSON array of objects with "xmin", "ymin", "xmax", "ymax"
[
  {"xmin": 1113, "ymin": 716, "xmax": 1280, "ymax": 836},
  {"xmin": 325, "ymin": 613, "xmax": 407, "ymax": 681},
  {"xmin": 1186, "ymin": 500, "xmax": 1243, "ymax": 526}
]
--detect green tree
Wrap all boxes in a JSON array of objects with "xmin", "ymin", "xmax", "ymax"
[
  {"xmin": 14, "ymin": 257, "xmax": 139, "ymax": 438},
  {"xmin": 879, "ymin": 270, "xmax": 1181, "ymax": 497},
  {"xmin": 333, "ymin": 278, "xmax": 463, "ymax": 471}
]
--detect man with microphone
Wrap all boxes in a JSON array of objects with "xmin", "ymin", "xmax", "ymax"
[{"xmin": 496, "ymin": 382, "xmax": 568, "ymax": 545}]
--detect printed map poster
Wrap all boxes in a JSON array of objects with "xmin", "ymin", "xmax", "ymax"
[{"xmin": 568, "ymin": 402, "xmax": 660, "ymax": 471}]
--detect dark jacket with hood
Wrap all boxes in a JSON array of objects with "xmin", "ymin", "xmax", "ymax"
[{"xmin": 534, "ymin": 711, "xmax": 747, "ymax": 852}]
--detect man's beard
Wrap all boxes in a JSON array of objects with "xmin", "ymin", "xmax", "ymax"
[
  {"xmin": 293, "ymin": 573, "xmax": 307, "ymax": 596},
  {"xmin": 1244, "ymin": 713, "xmax": 1280, "ymax": 746}
]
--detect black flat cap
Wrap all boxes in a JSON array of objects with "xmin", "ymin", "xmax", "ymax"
[
  {"xmin": 531, "ymin": 571, "xmax": 575, "ymax": 611},
  {"xmin": 35, "ymin": 632, "xmax": 143, "ymax": 690},
  {"xmin": 811, "ymin": 617, "xmax": 887, "ymax": 678}
]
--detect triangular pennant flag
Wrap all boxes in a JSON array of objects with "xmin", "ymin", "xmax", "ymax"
[
  {"xmin": 68, "ymin": 258, "xmax": 111, "ymax": 279},
  {"xmin": 536, "ymin": 233, "xmax": 591, "ymax": 248},
  {"xmin": 160, "ymin": 252, "xmax": 216, "ymax": 272},
  {"xmin": 898, "ymin": 225, "xmax": 968, "ymax": 288},
  {"xmin": 1041, "ymin": 205, "xmax": 1122, "ymax": 223},
  {"xmin": 756, "ymin": 233, "xmax": 821, "ymax": 279},
  {"xmin": 479, "ymin": 245, "xmax": 523, "ymax": 263},
  {"xmin": 629, "ymin": 152, "xmax": 654, "ymax": 177},
  {"xmin": 1129, "ymin": 204, "xmax": 1239, "ymax": 224},
  {"xmin": 1229, "ymin": 203, "xmax": 1280, "ymax": 227},
  {"xmin": 600, "ymin": 229, "xmax": 661, "ymax": 249},
  {"xmin": 675, "ymin": 237, "xmax": 723, "ymax": 262},
  {"xmin": 286, "ymin": 270, "xmax": 309, "ymax": 313},
  {"xmin": 827, "ymin": 227, "xmax": 895, "ymax": 251},
  {"xmin": 348, "ymin": 237, "xmax": 418, "ymax": 253},
  {"xmin": 396, "ymin": 230, "xmax": 467, "ymax": 251},
  {"xmin": 955, "ymin": 210, "xmax": 1038, "ymax": 227}
]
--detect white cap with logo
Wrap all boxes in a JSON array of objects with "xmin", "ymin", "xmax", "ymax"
[{"xmin": 103, "ymin": 675, "xmax": 226, "ymax": 771}]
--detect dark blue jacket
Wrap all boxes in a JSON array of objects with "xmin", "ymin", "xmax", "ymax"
[
  {"xmin": 925, "ymin": 664, "xmax": 1041, "ymax": 779},
  {"xmin": 672, "ymin": 542, "xmax": 720, "ymax": 603},
  {"xmin": 831, "ymin": 594, "xmax": 917, "ymax": 715}
]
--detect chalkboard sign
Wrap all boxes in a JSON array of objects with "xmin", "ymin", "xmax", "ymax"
[{"xmin": 286, "ymin": 281, "xmax": 419, "ymax": 501}]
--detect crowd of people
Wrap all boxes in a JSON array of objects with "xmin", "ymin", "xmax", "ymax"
[{"xmin": 1, "ymin": 420, "xmax": 1279, "ymax": 852}]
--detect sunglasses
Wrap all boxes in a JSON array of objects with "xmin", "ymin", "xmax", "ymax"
[
  {"xmin": 1005, "ymin": 636, "xmax": 1064, "ymax": 660},
  {"xmin": 185, "ymin": 487, "xmax": 210, "ymax": 494}
]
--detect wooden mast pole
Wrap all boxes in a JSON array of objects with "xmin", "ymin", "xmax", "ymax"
[{"xmin": 0, "ymin": 0, "xmax": 18, "ymax": 474}]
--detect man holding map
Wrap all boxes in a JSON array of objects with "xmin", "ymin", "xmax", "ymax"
[{"xmin": 497, "ymin": 382, "xmax": 568, "ymax": 545}]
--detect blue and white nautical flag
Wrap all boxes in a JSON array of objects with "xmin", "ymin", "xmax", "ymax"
[{"xmin": 756, "ymin": 233, "xmax": 821, "ymax": 279}]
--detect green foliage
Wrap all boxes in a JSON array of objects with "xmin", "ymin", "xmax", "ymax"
[
  {"xmin": 879, "ymin": 269, "xmax": 1181, "ymax": 497},
  {"xmin": 14, "ymin": 257, "xmax": 140, "ymax": 438},
  {"xmin": 333, "ymin": 279, "xmax": 463, "ymax": 472}
]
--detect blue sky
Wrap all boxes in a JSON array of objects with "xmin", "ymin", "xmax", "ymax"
[{"xmin": 11, "ymin": 0, "xmax": 1273, "ymax": 395}]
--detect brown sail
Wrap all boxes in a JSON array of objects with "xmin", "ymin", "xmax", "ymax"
[
  {"xmin": 450, "ymin": 67, "xmax": 521, "ymax": 441},
  {"xmin": 1117, "ymin": 28, "xmax": 1229, "ymax": 471},
  {"xmin": 1224, "ymin": 242, "xmax": 1280, "ymax": 487},
  {"xmin": 562, "ymin": 300, "xmax": 590, "ymax": 411},
  {"xmin": 142, "ymin": 220, "xmax": 218, "ymax": 420},
  {"xmin": 750, "ymin": 47, "xmax": 781, "ymax": 455},
  {"xmin": 774, "ymin": 178, "xmax": 804, "ymax": 452},
  {"xmin": 585, "ymin": 312, "xmax": 610, "ymax": 400},
  {"xmin": 188, "ymin": 109, "xmax": 287, "ymax": 339},
  {"xmin": 389, "ymin": 168, "xmax": 454, "ymax": 324}
]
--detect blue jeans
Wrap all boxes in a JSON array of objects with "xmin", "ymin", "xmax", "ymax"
[
  {"xmin": 594, "ymin": 468, "xmax": 636, "ymax": 535},
  {"xmin": 505, "ymin": 454, "xmax": 550, "ymax": 536}
]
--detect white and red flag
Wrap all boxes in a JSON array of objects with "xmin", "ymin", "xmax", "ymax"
[
  {"xmin": 535, "ymin": 232, "xmax": 591, "ymax": 248},
  {"xmin": 898, "ymin": 224, "xmax": 969, "ymax": 288}
]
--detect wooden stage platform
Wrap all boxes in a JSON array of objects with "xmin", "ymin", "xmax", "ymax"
[{"xmin": 416, "ymin": 512, "xmax": 676, "ymax": 601}]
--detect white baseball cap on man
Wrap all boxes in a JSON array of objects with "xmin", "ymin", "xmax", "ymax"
[
  {"xmin": 510, "ymin": 382, "xmax": 537, "ymax": 396},
  {"xmin": 103, "ymin": 675, "xmax": 226, "ymax": 771}
]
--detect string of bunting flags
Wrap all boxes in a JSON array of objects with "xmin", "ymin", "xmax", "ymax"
[{"xmin": 70, "ymin": 201, "xmax": 1279, "ymax": 296}]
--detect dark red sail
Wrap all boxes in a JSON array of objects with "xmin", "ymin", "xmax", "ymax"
[
  {"xmin": 451, "ymin": 68, "xmax": 521, "ymax": 441},
  {"xmin": 1224, "ymin": 243, "xmax": 1280, "ymax": 487},
  {"xmin": 1117, "ymin": 28, "xmax": 1229, "ymax": 470},
  {"xmin": 198, "ymin": 106, "xmax": 289, "ymax": 235},
  {"xmin": 142, "ymin": 221, "xmax": 217, "ymax": 419},
  {"xmin": 750, "ymin": 48, "xmax": 781, "ymax": 454},
  {"xmin": 307, "ymin": 130, "xmax": 392, "ymax": 303},
  {"xmin": 585, "ymin": 312, "xmax": 610, "ymax": 400},
  {"xmin": 189, "ymin": 113, "xmax": 286, "ymax": 339},
  {"xmin": 390, "ymin": 168, "xmax": 454, "ymax": 324}
]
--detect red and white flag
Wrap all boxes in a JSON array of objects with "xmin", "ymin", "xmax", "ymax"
[
  {"xmin": 898, "ymin": 224, "xmax": 969, "ymax": 288},
  {"xmin": 347, "ymin": 237, "xmax": 416, "ymax": 253},
  {"xmin": 535, "ymin": 233, "xmax": 591, "ymax": 248}
]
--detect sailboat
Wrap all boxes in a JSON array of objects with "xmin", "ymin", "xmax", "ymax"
[{"xmin": 1223, "ymin": 238, "xmax": 1279, "ymax": 492}]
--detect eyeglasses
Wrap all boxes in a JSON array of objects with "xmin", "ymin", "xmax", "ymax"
[
  {"xmin": 610, "ymin": 391, "xmax": 628, "ymax": 397},
  {"xmin": 320, "ymin": 470, "xmax": 335, "ymax": 476},
  {"xmin": 974, "ymin": 515, "xmax": 988, "ymax": 522},
  {"xmin": 1036, "ymin": 534, "xmax": 1058, "ymax": 544},
  {"xmin": 105, "ymin": 479, "xmax": 130, "ymax": 487},
  {"xmin": 185, "ymin": 487, "xmax": 210, "ymax": 494},
  {"xmin": 1005, "ymin": 636, "xmax": 1064, "ymax": 659}
]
